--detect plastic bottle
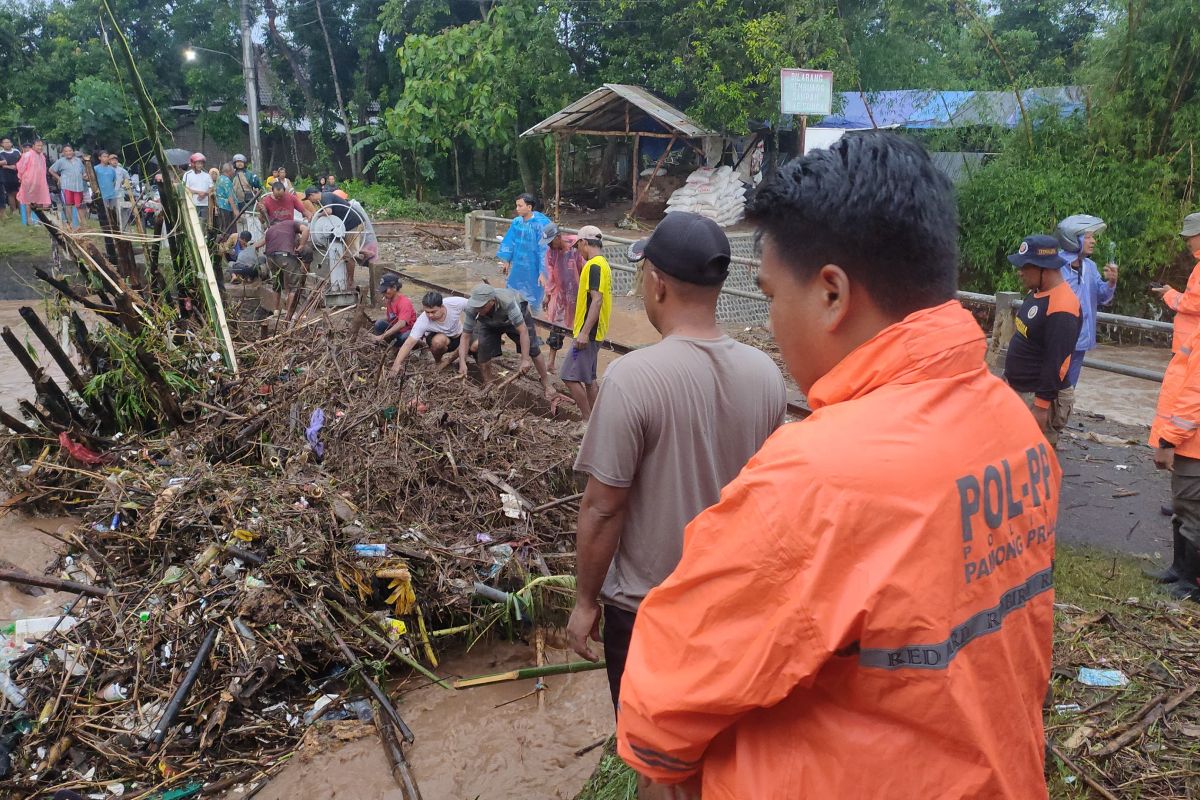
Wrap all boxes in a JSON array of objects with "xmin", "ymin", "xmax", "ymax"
[
  {"xmin": 0, "ymin": 671, "xmax": 27, "ymax": 710},
  {"xmin": 353, "ymin": 544, "xmax": 388, "ymax": 557}
]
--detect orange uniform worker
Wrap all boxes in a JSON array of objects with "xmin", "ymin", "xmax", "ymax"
[
  {"xmin": 1153, "ymin": 212, "xmax": 1200, "ymax": 353},
  {"xmin": 616, "ymin": 133, "xmax": 1059, "ymax": 799},
  {"xmin": 1149, "ymin": 325, "xmax": 1200, "ymax": 601}
]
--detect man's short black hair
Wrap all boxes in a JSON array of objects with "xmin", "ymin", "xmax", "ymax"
[
  {"xmin": 516, "ymin": 192, "xmax": 538, "ymax": 209},
  {"xmin": 746, "ymin": 131, "xmax": 958, "ymax": 317},
  {"xmin": 421, "ymin": 291, "xmax": 444, "ymax": 308},
  {"xmin": 239, "ymin": 230, "xmax": 252, "ymax": 242}
]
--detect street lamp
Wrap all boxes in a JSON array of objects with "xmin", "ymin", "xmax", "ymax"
[
  {"xmin": 181, "ymin": 40, "xmax": 262, "ymax": 172},
  {"xmin": 183, "ymin": 45, "xmax": 239, "ymax": 65}
]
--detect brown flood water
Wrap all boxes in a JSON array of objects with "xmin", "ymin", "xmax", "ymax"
[
  {"xmin": 0, "ymin": 512, "xmax": 80, "ymax": 625},
  {"xmin": 254, "ymin": 641, "xmax": 614, "ymax": 800}
]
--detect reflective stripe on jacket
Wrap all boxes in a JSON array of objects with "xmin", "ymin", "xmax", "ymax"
[
  {"xmin": 616, "ymin": 300, "xmax": 1057, "ymax": 799},
  {"xmin": 1161, "ymin": 261, "xmax": 1200, "ymax": 354},
  {"xmin": 1151, "ymin": 326, "xmax": 1200, "ymax": 457}
]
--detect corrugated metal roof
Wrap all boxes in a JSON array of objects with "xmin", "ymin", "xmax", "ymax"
[{"xmin": 521, "ymin": 84, "xmax": 716, "ymax": 138}]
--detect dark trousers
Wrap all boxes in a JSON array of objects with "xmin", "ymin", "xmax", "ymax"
[
  {"xmin": 602, "ymin": 604, "xmax": 637, "ymax": 711},
  {"xmin": 373, "ymin": 319, "xmax": 409, "ymax": 347},
  {"xmin": 1173, "ymin": 456, "xmax": 1200, "ymax": 549}
]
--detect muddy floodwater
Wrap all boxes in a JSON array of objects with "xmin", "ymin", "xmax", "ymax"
[{"xmin": 254, "ymin": 642, "xmax": 613, "ymax": 800}]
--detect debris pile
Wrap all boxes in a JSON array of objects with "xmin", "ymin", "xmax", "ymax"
[
  {"xmin": 0, "ymin": 318, "xmax": 587, "ymax": 797},
  {"xmin": 1049, "ymin": 591, "xmax": 1200, "ymax": 798}
]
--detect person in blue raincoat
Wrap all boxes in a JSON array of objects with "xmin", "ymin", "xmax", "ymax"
[{"xmin": 497, "ymin": 193, "xmax": 551, "ymax": 311}]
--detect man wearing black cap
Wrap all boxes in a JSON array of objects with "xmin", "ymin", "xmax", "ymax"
[
  {"xmin": 1003, "ymin": 234, "xmax": 1083, "ymax": 446},
  {"xmin": 371, "ymin": 274, "xmax": 416, "ymax": 347},
  {"xmin": 566, "ymin": 210, "xmax": 787, "ymax": 710}
]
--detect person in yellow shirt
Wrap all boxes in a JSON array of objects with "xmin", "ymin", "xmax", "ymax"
[{"xmin": 561, "ymin": 224, "xmax": 612, "ymax": 421}]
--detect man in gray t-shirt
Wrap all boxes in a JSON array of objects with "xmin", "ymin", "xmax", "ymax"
[{"xmin": 567, "ymin": 212, "xmax": 786, "ymax": 709}]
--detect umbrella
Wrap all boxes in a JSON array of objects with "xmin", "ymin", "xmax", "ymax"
[{"xmin": 161, "ymin": 148, "xmax": 192, "ymax": 168}]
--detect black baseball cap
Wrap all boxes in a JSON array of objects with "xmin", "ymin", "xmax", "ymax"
[
  {"xmin": 628, "ymin": 212, "xmax": 731, "ymax": 286},
  {"xmin": 1007, "ymin": 235, "xmax": 1063, "ymax": 270},
  {"xmin": 379, "ymin": 273, "xmax": 402, "ymax": 291}
]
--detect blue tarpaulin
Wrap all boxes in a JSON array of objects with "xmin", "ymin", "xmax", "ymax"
[{"xmin": 812, "ymin": 87, "xmax": 1086, "ymax": 130}]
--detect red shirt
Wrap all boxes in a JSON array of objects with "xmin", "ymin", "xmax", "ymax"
[
  {"xmin": 261, "ymin": 194, "xmax": 306, "ymax": 224},
  {"xmin": 386, "ymin": 294, "xmax": 416, "ymax": 331}
]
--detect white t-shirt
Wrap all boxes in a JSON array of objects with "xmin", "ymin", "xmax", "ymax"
[
  {"xmin": 410, "ymin": 296, "xmax": 468, "ymax": 340},
  {"xmin": 182, "ymin": 169, "xmax": 214, "ymax": 206}
]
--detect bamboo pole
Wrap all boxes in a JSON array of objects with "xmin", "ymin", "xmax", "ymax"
[
  {"xmin": 631, "ymin": 132, "xmax": 677, "ymax": 218},
  {"xmin": 0, "ymin": 568, "xmax": 110, "ymax": 597},
  {"xmin": 453, "ymin": 659, "xmax": 606, "ymax": 689},
  {"xmin": 630, "ymin": 133, "xmax": 639, "ymax": 212}
]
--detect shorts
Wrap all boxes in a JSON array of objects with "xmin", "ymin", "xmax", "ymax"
[
  {"xmin": 560, "ymin": 340, "xmax": 600, "ymax": 384},
  {"xmin": 424, "ymin": 331, "xmax": 462, "ymax": 353},
  {"xmin": 1018, "ymin": 388, "xmax": 1074, "ymax": 447},
  {"xmin": 472, "ymin": 302, "xmax": 542, "ymax": 363},
  {"xmin": 62, "ymin": 189, "xmax": 84, "ymax": 207},
  {"xmin": 602, "ymin": 605, "xmax": 637, "ymax": 710},
  {"xmin": 268, "ymin": 253, "xmax": 306, "ymax": 291},
  {"xmin": 345, "ymin": 229, "xmax": 363, "ymax": 261}
]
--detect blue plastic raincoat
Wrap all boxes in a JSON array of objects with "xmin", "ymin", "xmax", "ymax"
[{"xmin": 497, "ymin": 211, "xmax": 550, "ymax": 311}]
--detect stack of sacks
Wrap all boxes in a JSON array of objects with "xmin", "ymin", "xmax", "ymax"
[{"xmin": 664, "ymin": 165, "xmax": 747, "ymax": 227}]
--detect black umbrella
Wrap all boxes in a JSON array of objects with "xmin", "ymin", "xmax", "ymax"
[{"xmin": 162, "ymin": 148, "xmax": 192, "ymax": 168}]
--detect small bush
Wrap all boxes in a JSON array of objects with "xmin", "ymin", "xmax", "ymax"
[{"xmin": 338, "ymin": 180, "xmax": 463, "ymax": 222}]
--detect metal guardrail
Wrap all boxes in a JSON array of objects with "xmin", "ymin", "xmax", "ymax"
[{"xmin": 464, "ymin": 212, "xmax": 1171, "ymax": 383}]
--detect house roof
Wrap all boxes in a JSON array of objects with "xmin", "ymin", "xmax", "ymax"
[{"xmin": 521, "ymin": 84, "xmax": 717, "ymax": 138}]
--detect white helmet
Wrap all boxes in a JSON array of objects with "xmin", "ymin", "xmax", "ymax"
[
  {"xmin": 1056, "ymin": 214, "xmax": 1106, "ymax": 253},
  {"xmin": 232, "ymin": 153, "xmax": 247, "ymax": 165}
]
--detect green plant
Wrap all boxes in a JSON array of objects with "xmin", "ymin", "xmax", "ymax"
[
  {"xmin": 339, "ymin": 179, "xmax": 461, "ymax": 222},
  {"xmin": 957, "ymin": 113, "xmax": 1188, "ymax": 316},
  {"xmin": 84, "ymin": 305, "xmax": 200, "ymax": 429}
]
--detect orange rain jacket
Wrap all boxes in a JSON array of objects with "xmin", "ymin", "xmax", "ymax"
[
  {"xmin": 1161, "ymin": 259, "xmax": 1200, "ymax": 353},
  {"xmin": 1150, "ymin": 326, "xmax": 1200, "ymax": 458},
  {"xmin": 616, "ymin": 301, "xmax": 1058, "ymax": 799}
]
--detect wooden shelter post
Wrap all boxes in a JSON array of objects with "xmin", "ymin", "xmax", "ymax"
[{"xmin": 554, "ymin": 134, "xmax": 562, "ymax": 223}]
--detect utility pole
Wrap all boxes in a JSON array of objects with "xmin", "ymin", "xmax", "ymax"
[{"xmin": 240, "ymin": 0, "xmax": 263, "ymax": 172}]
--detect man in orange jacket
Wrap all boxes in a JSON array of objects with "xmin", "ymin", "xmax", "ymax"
[
  {"xmin": 1150, "ymin": 331, "xmax": 1200, "ymax": 600},
  {"xmin": 1153, "ymin": 213, "xmax": 1200, "ymax": 353},
  {"xmin": 616, "ymin": 132, "xmax": 1059, "ymax": 799}
]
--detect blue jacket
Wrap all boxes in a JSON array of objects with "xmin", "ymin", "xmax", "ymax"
[{"xmin": 1059, "ymin": 251, "xmax": 1114, "ymax": 352}]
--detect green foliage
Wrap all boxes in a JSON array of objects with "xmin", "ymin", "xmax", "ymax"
[
  {"xmin": 1082, "ymin": 0, "xmax": 1200, "ymax": 159},
  {"xmin": 84, "ymin": 306, "xmax": 200, "ymax": 429},
  {"xmin": 957, "ymin": 114, "xmax": 1185, "ymax": 315},
  {"xmin": 339, "ymin": 179, "xmax": 461, "ymax": 221},
  {"xmin": 574, "ymin": 744, "xmax": 637, "ymax": 800}
]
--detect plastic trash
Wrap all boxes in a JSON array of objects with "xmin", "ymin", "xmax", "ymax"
[
  {"xmin": 13, "ymin": 615, "xmax": 79, "ymax": 647},
  {"xmin": 0, "ymin": 672, "xmax": 27, "ymax": 710},
  {"xmin": 1077, "ymin": 667, "xmax": 1129, "ymax": 687},
  {"xmin": 303, "ymin": 693, "xmax": 340, "ymax": 725},
  {"xmin": 306, "ymin": 408, "xmax": 325, "ymax": 459},
  {"xmin": 353, "ymin": 544, "xmax": 388, "ymax": 558},
  {"xmin": 485, "ymin": 544, "xmax": 514, "ymax": 579},
  {"xmin": 98, "ymin": 682, "xmax": 128, "ymax": 701}
]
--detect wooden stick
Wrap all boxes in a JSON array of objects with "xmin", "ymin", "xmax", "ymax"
[
  {"xmin": 1049, "ymin": 743, "xmax": 1120, "ymax": 800},
  {"xmin": 18, "ymin": 307, "xmax": 107, "ymax": 419},
  {"xmin": 532, "ymin": 492, "xmax": 583, "ymax": 514},
  {"xmin": 0, "ymin": 409, "xmax": 36, "ymax": 436},
  {"xmin": 0, "ymin": 567, "xmax": 111, "ymax": 597},
  {"xmin": 454, "ymin": 659, "xmax": 606, "ymax": 689},
  {"xmin": 631, "ymin": 131, "xmax": 677, "ymax": 217}
]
